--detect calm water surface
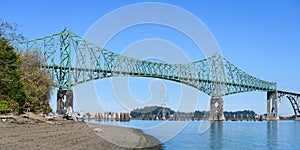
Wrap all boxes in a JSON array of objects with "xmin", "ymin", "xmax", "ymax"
[{"xmin": 89, "ymin": 120, "xmax": 300, "ymax": 149}]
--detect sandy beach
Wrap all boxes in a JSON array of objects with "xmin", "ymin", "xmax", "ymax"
[{"xmin": 0, "ymin": 118, "xmax": 162, "ymax": 150}]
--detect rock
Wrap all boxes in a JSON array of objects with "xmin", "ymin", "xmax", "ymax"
[{"xmin": 93, "ymin": 127, "xmax": 103, "ymax": 133}]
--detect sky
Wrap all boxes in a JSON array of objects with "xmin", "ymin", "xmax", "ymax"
[{"xmin": 1, "ymin": 0, "xmax": 300, "ymax": 115}]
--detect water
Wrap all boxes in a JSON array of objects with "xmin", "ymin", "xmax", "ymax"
[{"xmin": 89, "ymin": 120, "xmax": 300, "ymax": 149}]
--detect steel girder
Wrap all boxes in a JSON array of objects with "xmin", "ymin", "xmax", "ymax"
[
  {"xmin": 14, "ymin": 29, "xmax": 277, "ymax": 96},
  {"xmin": 277, "ymin": 91, "xmax": 300, "ymax": 117}
]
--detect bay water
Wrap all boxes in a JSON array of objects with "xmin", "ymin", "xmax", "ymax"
[{"xmin": 89, "ymin": 120, "xmax": 300, "ymax": 149}]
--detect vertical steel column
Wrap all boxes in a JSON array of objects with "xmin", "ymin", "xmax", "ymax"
[
  {"xmin": 58, "ymin": 28, "xmax": 72, "ymax": 89},
  {"xmin": 209, "ymin": 97, "xmax": 225, "ymax": 121}
]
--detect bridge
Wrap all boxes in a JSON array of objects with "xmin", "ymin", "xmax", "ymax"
[{"xmin": 15, "ymin": 28, "xmax": 300, "ymax": 121}]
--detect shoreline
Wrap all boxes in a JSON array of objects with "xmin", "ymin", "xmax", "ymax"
[{"xmin": 0, "ymin": 120, "xmax": 162, "ymax": 150}]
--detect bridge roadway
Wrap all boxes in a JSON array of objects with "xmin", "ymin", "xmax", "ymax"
[{"xmin": 46, "ymin": 65, "xmax": 274, "ymax": 93}]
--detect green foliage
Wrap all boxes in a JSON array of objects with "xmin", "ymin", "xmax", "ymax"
[
  {"xmin": 224, "ymin": 110, "xmax": 256, "ymax": 119},
  {"xmin": 0, "ymin": 19, "xmax": 54, "ymax": 114},
  {"xmin": 20, "ymin": 51, "xmax": 54, "ymax": 113},
  {"xmin": 131, "ymin": 106, "xmax": 174, "ymax": 119},
  {"xmin": 0, "ymin": 37, "xmax": 27, "ymax": 114},
  {"xmin": 0, "ymin": 101, "xmax": 8, "ymax": 111},
  {"xmin": 131, "ymin": 106, "xmax": 257, "ymax": 120}
]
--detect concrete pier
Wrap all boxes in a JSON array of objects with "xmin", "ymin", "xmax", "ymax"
[
  {"xmin": 56, "ymin": 90, "xmax": 73, "ymax": 115},
  {"xmin": 267, "ymin": 91, "xmax": 279, "ymax": 121},
  {"xmin": 209, "ymin": 97, "xmax": 225, "ymax": 121}
]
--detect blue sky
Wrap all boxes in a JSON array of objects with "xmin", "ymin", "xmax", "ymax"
[{"xmin": 2, "ymin": 0, "xmax": 300, "ymax": 114}]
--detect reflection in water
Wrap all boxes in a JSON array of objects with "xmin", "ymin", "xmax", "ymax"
[
  {"xmin": 209, "ymin": 121, "xmax": 223, "ymax": 150},
  {"xmin": 267, "ymin": 121, "xmax": 279, "ymax": 149}
]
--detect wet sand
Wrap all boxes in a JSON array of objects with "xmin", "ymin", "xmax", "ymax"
[{"xmin": 0, "ymin": 120, "xmax": 161, "ymax": 150}]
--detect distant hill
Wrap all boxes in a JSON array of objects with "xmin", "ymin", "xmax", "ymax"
[
  {"xmin": 130, "ymin": 106, "xmax": 257, "ymax": 120},
  {"xmin": 131, "ymin": 106, "xmax": 174, "ymax": 120}
]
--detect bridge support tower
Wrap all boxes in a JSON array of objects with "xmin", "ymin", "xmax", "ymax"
[
  {"xmin": 57, "ymin": 89, "xmax": 73, "ymax": 115},
  {"xmin": 209, "ymin": 97, "xmax": 225, "ymax": 121},
  {"xmin": 267, "ymin": 91, "xmax": 279, "ymax": 121}
]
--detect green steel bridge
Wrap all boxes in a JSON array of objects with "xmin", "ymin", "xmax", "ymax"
[{"xmin": 15, "ymin": 28, "xmax": 300, "ymax": 120}]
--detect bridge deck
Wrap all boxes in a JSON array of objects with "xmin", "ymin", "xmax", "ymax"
[{"xmin": 44, "ymin": 65, "xmax": 276, "ymax": 95}]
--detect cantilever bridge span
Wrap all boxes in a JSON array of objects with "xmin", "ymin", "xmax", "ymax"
[{"xmin": 15, "ymin": 29, "xmax": 300, "ymax": 120}]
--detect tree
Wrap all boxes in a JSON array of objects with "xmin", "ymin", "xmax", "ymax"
[
  {"xmin": 20, "ymin": 51, "xmax": 54, "ymax": 113},
  {"xmin": 0, "ymin": 19, "xmax": 54, "ymax": 114},
  {"xmin": 0, "ymin": 19, "xmax": 27, "ymax": 114},
  {"xmin": 0, "ymin": 37, "xmax": 26, "ymax": 114},
  {"xmin": 0, "ymin": 19, "xmax": 25, "ymax": 44}
]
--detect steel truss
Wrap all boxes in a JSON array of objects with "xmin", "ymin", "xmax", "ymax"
[{"xmin": 14, "ymin": 28, "xmax": 277, "ymax": 97}]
